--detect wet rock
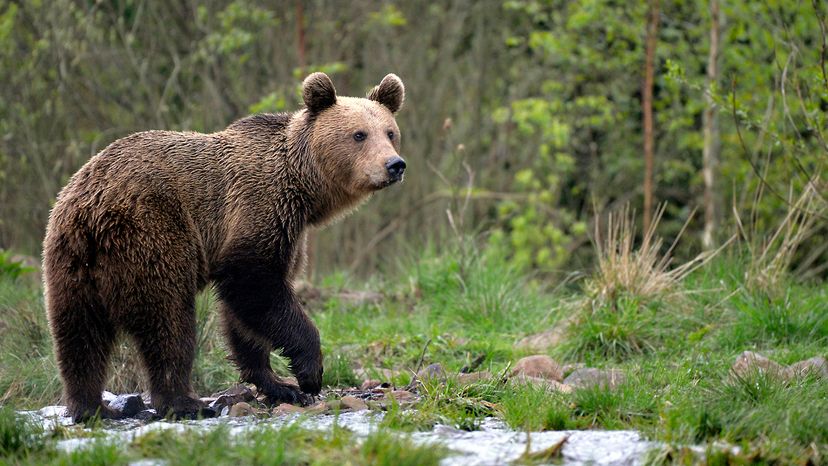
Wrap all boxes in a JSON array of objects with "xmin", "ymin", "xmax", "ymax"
[
  {"xmin": 340, "ymin": 396, "xmax": 368, "ymax": 411},
  {"xmin": 272, "ymin": 403, "xmax": 305, "ymax": 416},
  {"xmin": 786, "ymin": 356, "xmax": 828, "ymax": 380},
  {"xmin": 38, "ymin": 406, "xmax": 69, "ymax": 418},
  {"xmin": 228, "ymin": 402, "xmax": 255, "ymax": 417},
  {"xmin": 360, "ymin": 379, "xmax": 383, "ymax": 390},
  {"xmin": 511, "ymin": 355, "xmax": 563, "ymax": 382},
  {"xmin": 107, "ymin": 394, "xmax": 146, "ymax": 417},
  {"xmin": 417, "ymin": 363, "xmax": 446, "ymax": 381},
  {"xmin": 511, "ymin": 375, "xmax": 573, "ymax": 394},
  {"xmin": 564, "ymin": 368, "xmax": 626, "ymax": 390},
  {"xmin": 135, "ymin": 409, "xmax": 160, "ymax": 422},
  {"xmin": 457, "ymin": 371, "xmax": 494, "ymax": 386},
  {"xmin": 731, "ymin": 351, "xmax": 786, "ymax": 380},
  {"xmin": 210, "ymin": 384, "xmax": 255, "ymax": 410}
]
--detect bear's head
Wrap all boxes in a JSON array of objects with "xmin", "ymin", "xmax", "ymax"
[{"xmin": 302, "ymin": 72, "xmax": 406, "ymax": 197}]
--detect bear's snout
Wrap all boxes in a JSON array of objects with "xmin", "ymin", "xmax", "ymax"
[{"xmin": 385, "ymin": 156, "xmax": 406, "ymax": 181}]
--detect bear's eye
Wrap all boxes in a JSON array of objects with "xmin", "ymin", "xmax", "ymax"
[
  {"xmin": 353, "ymin": 131, "xmax": 367, "ymax": 142},
  {"xmin": 387, "ymin": 131, "xmax": 395, "ymax": 140}
]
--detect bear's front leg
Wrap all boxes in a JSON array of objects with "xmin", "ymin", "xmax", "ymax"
[
  {"xmin": 222, "ymin": 309, "xmax": 317, "ymax": 406},
  {"xmin": 216, "ymin": 269, "xmax": 323, "ymax": 404}
]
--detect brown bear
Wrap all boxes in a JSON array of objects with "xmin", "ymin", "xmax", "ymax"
[{"xmin": 42, "ymin": 72, "xmax": 406, "ymax": 422}]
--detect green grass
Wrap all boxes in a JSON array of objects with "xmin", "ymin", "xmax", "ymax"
[{"xmin": 1, "ymin": 242, "xmax": 827, "ymax": 464}]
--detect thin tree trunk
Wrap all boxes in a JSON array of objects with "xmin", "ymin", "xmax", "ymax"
[
  {"xmin": 296, "ymin": 0, "xmax": 316, "ymax": 280},
  {"xmin": 643, "ymin": 0, "xmax": 660, "ymax": 233},
  {"xmin": 702, "ymin": 0, "xmax": 721, "ymax": 249}
]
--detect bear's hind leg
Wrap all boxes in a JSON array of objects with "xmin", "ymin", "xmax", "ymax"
[
  {"xmin": 47, "ymin": 288, "xmax": 120, "ymax": 423},
  {"xmin": 222, "ymin": 310, "xmax": 312, "ymax": 406},
  {"xmin": 125, "ymin": 297, "xmax": 213, "ymax": 419}
]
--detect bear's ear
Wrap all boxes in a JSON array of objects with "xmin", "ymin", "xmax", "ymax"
[
  {"xmin": 367, "ymin": 74, "xmax": 404, "ymax": 113},
  {"xmin": 303, "ymin": 72, "xmax": 337, "ymax": 114}
]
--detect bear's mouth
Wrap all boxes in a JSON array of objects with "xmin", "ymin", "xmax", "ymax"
[{"xmin": 377, "ymin": 175, "xmax": 403, "ymax": 189}]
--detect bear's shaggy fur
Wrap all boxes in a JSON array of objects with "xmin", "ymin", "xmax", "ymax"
[{"xmin": 42, "ymin": 73, "xmax": 405, "ymax": 422}]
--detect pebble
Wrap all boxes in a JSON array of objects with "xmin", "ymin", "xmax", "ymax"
[{"xmin": 511, "ymin": 355, "xmax": 563, "ymax": 381}]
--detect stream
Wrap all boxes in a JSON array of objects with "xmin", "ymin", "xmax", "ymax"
[{"xmin": 24, "ymin": 406, "xmax": 658, "ymax": 465}]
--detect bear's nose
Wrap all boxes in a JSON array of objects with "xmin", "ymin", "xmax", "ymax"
[{"xmin": 385, "ymin": 156, "xmax": 406, "ymax": 180}]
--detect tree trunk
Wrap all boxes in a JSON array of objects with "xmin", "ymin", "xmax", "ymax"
[
  {"xmin": 643, "ymin": 0, "xmax": 660, "ymax": 233},
  {"xmin": 702, "ymin": 0, "xmax": 721, "ymax": 249},
  {"xmin": 296, "ymin": 0, "xmax": 316, "ymax": 280}
]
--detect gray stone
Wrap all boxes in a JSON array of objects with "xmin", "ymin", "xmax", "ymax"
[{"xmin": 564, "ymin": 368, "xmax": 626, "ymax": 390}]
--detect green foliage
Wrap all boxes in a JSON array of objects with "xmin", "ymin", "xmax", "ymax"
[
  {"xmin": 0, "ymin": 406, "xmax": 46, "ymax": 458},
  {"xmin": 0, "ymin": 251, "xmax": 35, "ymax": 281}
]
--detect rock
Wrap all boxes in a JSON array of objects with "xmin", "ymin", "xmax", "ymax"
[
  {"xmin": 511, "ymin": 375, "xmax": 573, "ymax": 394},
  {"xmin": 417, "ymin": 363, "xmax": 446, "ymax": 381},
  {"xmin": 135, "ymin": 409, "xmax": 160, "ymax": 422},
  {"xmin": 228, "ymin": 402, "xmax": 255, "ymax": 417},
  {"xmin": 562, "ymin": 363, "xmax": 585, "ymax": 377},
  {"xmin": 456, "ymin": 371, "xmax": 494, "ymax": 386},
  {"xmin": 731, "ymin": 351, "xmax": 787, "ymax": 380},
  {"xmin": 273, "ymin": 403, "xmax": 305, "ymax": 416},
  {"xmin": 511, "ymin": 355, "xmax": 563, "ymax": 382},
  {"xmin": 38, "ymin": 406, "xmax": 69, "ymax": 418},
  {"xmin": 786, "ymin": 356, "xmax": 828, "ymax": 380},
  {"xmin": 305, "ymin": 401, "xmax": 330, "ymax": 415},
  {"xmin": 101, "ymin": 391, "xmax": 117, "ymax": 404},
  {"xmin": 107, "ymin": 394, "xmax": 146, "ymax": 417},
  {"xmin": 340, "ymin": 396, "xmax": 368, "ymax": 411},
  {"xmin": 280, "ymin": 377, "xmax": 300, "ymax": 387},
  {"xmin": 210, "ymin": 384, "xmax": 255, "ymax": 410},
  {"xmin": 516, "ymin": 329, "xmax": 566, "ymax": 351},
  {"xmin": 563, "ymin": 368, "xmax": 626, "ymax": 390},
  {"xmin": 383, "ymin": 390, "xmax": 417, "ymax": 407},
  {"xmin": 360, "ymin": 379, "xmax": 383, "ymax": 390}
]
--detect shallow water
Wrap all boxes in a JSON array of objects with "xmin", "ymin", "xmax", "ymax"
[{"xmin": 23, "ymin": 406, "xmax": 657, "ymax": 465}]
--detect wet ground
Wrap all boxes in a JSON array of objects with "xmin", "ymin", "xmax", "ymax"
[{"xmin": 24, "ymin": 406, "xmax": 656, "ymax": 465}]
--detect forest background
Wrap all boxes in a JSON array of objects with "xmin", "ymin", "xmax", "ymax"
[{"xmin": 0, "ymin": 0, "xmax": 825, "ymax": 280}]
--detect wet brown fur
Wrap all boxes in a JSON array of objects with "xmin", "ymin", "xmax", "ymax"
[{"xmin": 42, "ymin": 73, "xmax": 405, "ymax": 422}]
